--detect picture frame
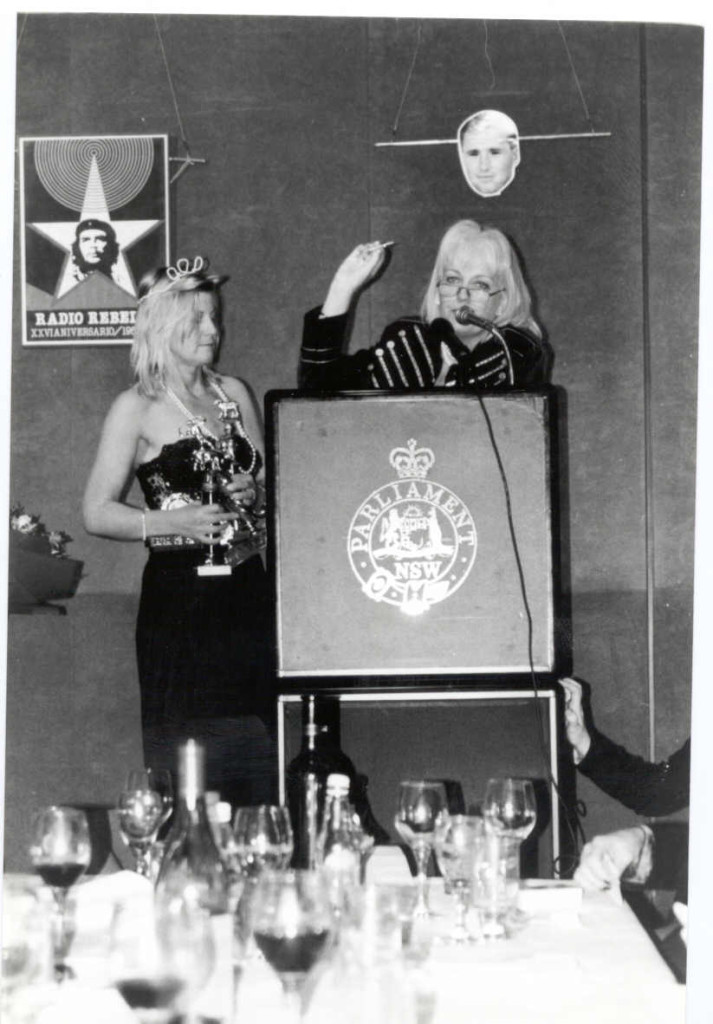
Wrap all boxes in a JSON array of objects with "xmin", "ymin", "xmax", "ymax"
[{"xmin": 19, "ymin": 134, "xmax": 170, "ymax": 346}]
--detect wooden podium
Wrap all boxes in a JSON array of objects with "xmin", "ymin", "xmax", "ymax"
[{"xmin": 265, "ymin": 389, "xmax": 572, "ymax": 875}]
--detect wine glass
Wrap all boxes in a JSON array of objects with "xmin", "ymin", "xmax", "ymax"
[
  {"xmin": 434, "ymin": 814, "xmax": 484, "ymax": 943},
  {"xmin": 118, "ymin": 771, "xmax": 165, "ymax": 879},
  {"xmin": 109, "ymin": 892, "xmax": 215, "ymax": 1024},
  {"xmin": 482, "ymin": 778, "xmax": 537, "ymax": 841},
  {"xmin": 147, "ymin": 768, "xmax": 174, "ymax": 831},
  {"xmin": 232, "ymin": 805, "xmax": 294, "ymax": 881},
  {"xmin": 394, "ymin": 781, "xmax": 448, "ymax": 917},
  {"xmin": 251, "ymin": 870, "xmax": 333, "ymax": 1020},
  {"xmin": 28, "ymin": 806, "xmax": 91, "ymax": 980}
]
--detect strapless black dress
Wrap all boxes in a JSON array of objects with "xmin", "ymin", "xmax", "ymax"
[{"xmin": 135, "ymin": 436, "xmax": 273, "ymax": 733}]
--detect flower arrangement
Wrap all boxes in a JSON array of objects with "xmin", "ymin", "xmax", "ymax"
[
  {"xmin": 10, "ymin": 503, "xmax": 74, "ymax": 558},
  {"xmin": 9, "ymin": 503, "xmax": 83, "ymax": 612}
]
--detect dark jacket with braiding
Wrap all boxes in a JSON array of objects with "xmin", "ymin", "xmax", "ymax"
[{"xmin": 299, "ymin": 307, "xmax": 551, "ymax": 390}]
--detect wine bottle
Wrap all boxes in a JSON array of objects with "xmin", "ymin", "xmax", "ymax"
[
  {"xmin": 286, "ymin": 695, "xmax": 325, "ymax": 869},
  {"xmin": 286, "ymin": 696, "xmax": 390, "ymax": 867},
  {"xmin": 156, "ymin": 739, "xmax": 230, "ymax": 915}
]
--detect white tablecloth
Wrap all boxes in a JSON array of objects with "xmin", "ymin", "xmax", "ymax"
[{"xmin": 3, "ymin": 869, "xmax": 685, "ymax": 1024}]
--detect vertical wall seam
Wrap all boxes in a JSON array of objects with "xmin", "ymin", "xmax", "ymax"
[
  {"xmin": 639, "ymin": 25, "xmax": 656, "ymax": 761},
  {"xmin": 366, "ymin": 18, "xmax": 374, "ymax": 347}
]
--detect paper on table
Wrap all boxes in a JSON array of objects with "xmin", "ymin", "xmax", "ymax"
[{"xmin": 517, "ymin": 879, "xmax": 583, "ymax": 915}]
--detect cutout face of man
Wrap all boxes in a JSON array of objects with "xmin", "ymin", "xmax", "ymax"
[{"xmin": 457, "ymin": 111, "xmax": 521, "ymax": 198}]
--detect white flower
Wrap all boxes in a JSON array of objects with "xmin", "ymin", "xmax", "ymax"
[{"xmin": 13, "ymin": 513, "xmax": 37, "ymax": 534}]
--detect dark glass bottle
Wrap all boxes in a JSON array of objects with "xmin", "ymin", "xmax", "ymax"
[
  {"xmin": 286, "ymin": 696, "xmax": 390, "ymax": 868},
  {"xmin": 156, "ymin": 739, "xmax": 230, "ymax": 915}
]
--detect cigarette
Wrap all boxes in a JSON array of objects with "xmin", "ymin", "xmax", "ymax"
[{"xmin": 366, "ymin": 240, "xmax": 396, "ymax": 251}]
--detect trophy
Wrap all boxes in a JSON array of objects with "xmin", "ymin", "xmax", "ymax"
[
  {"xmin": 213, "ymin": 398, "xmax": 267, "ymax": 568},
  {"xmin": 194, "ymin": 445, "xmax": 232, "ymax": 578},
  {"xmin": 190, "ymin": 397, "xmax": 266, "ymax": 577}
]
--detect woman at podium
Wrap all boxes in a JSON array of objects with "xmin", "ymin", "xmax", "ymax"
[{"xmin": 300, "ymin": 219, "xmax": 552, "ymax": 390}]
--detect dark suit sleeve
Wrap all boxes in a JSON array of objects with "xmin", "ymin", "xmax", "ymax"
[
  {"xmin": 299, "ymin": 306, "xmax": 375, "ymax": 389},
  {"xmin": 577, "ymin": 732, "xmax": 690, "ymax": 817},
  {"xmin": 506, "ymin": 328, "xmax": 553, "ymax": 387}
]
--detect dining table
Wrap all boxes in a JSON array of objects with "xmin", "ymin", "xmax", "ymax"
[{"xmin": 2, "ymin": 854, "xmax": 686, "ymax": 1024}]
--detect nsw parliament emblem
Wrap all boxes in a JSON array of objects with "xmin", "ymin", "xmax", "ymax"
[{"xmin": 347, "ymin": 439, "xmax": 477, "ymax": 616}]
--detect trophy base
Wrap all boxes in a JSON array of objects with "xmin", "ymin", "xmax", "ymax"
[{"xmin": 196, "ymin": 564, "xmax": 232, "ymax": 577}]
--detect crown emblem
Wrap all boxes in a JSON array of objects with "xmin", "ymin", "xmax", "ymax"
[{"xmin": 389, "ymin": 439, "xmax": 435, "ymax": 479}]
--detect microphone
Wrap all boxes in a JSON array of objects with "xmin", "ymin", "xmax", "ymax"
[{"xmin": 455, "ymin": 306, "xmax": 495, "ymax": 331}]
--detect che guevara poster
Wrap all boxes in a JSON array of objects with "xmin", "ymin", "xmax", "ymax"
[{"xmin": 19, "ymin": 135, "xmax": 170, "ymax": 346}]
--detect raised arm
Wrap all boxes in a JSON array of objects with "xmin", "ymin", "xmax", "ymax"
[
  {"xmin": 559, "ymin": 678, "xmax": 690, "ymax": 817},
  {"xmin": 320, "ymin": 242, "xmax": 389, "ymax": 317},
  {"xmin": 299, "ymin": 242, "xmax": 395, "ymax": 389}
]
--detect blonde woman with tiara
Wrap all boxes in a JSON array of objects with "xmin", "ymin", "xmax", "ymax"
[
  {"xmin": 83, "ymin": 257, "xmax": 276, "ymax": 805},
  {"xmin": 300, "ymin": 219, "xmax": 551, "ymax": 390}
]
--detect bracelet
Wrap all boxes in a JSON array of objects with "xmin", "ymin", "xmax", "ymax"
[{"xmin": 141, "ymin": 509, "xmax": 147, "ymax": 545}]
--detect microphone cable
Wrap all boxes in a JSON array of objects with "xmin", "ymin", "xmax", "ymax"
[{"xmin": 475, "ymin": 391, "xmax": 588, "ymax": 875}]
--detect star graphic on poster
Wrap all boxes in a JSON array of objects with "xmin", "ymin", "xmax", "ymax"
[
  {"xmin": 30, "ymin": 216, "xmax": 159, "ymax": 299},
  {"xmin": 28, "ymin": 153, "xmax": 160, "ymax": 299}
]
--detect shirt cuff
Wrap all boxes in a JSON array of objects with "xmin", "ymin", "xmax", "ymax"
[{"xmin": 623, "ymin": 824, "xmax": 655, "ymax": 885}]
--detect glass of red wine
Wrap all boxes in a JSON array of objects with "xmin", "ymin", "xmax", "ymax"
[
  {"xmin": 28, "ymin": 805, "xmax": 91, "ymax": 981},
  {"xmin": 109, "ymin": 891, "xmax": 215, "ymax": 1024},
  {"xmin": 251, "ymin": 870, "xmax": 333, "ymax": 1020}
]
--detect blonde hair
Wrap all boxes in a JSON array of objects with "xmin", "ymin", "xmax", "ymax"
[
  {"xmin": 131, "ymin": 264, "xmax": 225, "ymax": 397},
  {"xmin": 419, "ymin": 220, "xmax": 541, "ymax": 338}
]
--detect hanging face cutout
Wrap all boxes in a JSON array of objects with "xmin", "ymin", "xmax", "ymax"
[{"xmin": 457, "ymin": 110, "xmax": 521, "ymax": 198}]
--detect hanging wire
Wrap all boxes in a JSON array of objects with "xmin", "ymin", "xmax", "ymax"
[
  {"xmin": 376, "ymin": 21, "xmax": 610, "ymax": 149},
  {"xmin": 153, "ymin": 15, "xmax": 206, "ymax": 183},
  {"xmin": 556, "ymin": 21, "xmax": 596, "ymax": 134},
  {"xmin": 482, "ymin": 20, "xmax": 496, "ymax": 92},
  {"xmin": 390, "ymin": 21, "xmax": 423, "ymax": 141}
]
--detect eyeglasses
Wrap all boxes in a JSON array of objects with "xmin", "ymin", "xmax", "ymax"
[{"xmin": 438, "ymin": 275, "xmax": 504, "ymax": 299}]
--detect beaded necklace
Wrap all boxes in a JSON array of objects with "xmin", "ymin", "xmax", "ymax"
[{"xmin": 163, "ymin": 375, "xmax": 259, "ymax": 475}]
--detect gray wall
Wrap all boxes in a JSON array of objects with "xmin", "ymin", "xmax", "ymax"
[{"xmin": 5, "ymin": 16, "xmax": 701, "ymax": 870}]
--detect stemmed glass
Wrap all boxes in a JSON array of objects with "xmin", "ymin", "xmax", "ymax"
[
  {"xmin": 118, "ymin": 771, "xmax": 165, "ymax": 879},
  {"xmin": 146, "ymin": 768, "xmax": 174, "ymax": 879},
  {"xmin": 109, "ymin": 892, "xmax": 215, "ymax": 1024},
  {"xmin": 434, "ymin": 814, "xmax": 484, "ymax": 943},
  {"xmin": 482, "ymin": 778, "xmax": 537, "ymax": 841},
  {"xmin": 394, "ymin": 781, "xmax": 448, "ymax": 917},
  {"xmin": 147, "ymin": 769, "xmax": 174, "ymax": 832},
  {"xmin": 251, "ymin": 870, "xmax": 333, "ymax": 1021},
  {"xmin": 28, "ymin": 806, "xmax": 91, "ymax": 980},
  {"xmin": 232, "ymin": 805, "xmax": 294, "ymax": 881},
  {"xmin": 233, "ymin": 805, "xmax": 294, "ymax": 961}
]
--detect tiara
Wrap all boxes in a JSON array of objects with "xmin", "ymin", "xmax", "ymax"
[
  {"xmin": 138, "ymin": 256, "xmax": 226, "ymax": 303},
  {"xmin": 166, "ymin": 256, "xmax": 206, "ymax": 282}
]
